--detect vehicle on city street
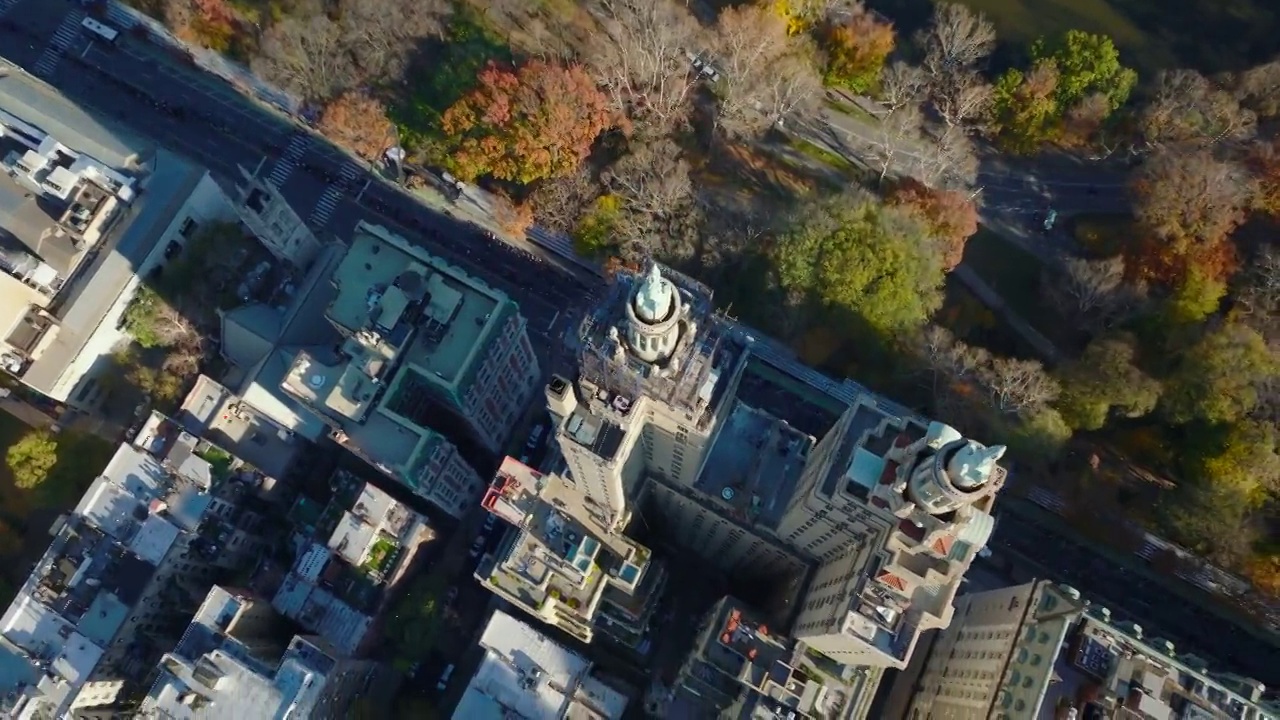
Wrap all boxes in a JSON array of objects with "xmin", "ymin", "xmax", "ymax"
[
  {"xmin": 526, "ymin": 423, "xmax": 545, "ymax": 450},
  {"xmin": 469, "ymin": 535, "xmax": 486, "ymax": 559},
  {"xmin": 445, "ymin": 586, "xmax": 459, "ymax": 605},
  {"xmin": 483, "ymin": 514, "xmax": 497, "ymax": 533},
  {"xmin": 436, "ymin": 664, "xmax": 455, "ymax": 691}
]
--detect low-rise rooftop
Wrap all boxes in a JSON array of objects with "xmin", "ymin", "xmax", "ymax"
[
  {"xmin": 677, "ymin": 597, "xmax": 861, "ymax": 720},
  {"xmin": 454, "ymin": 610, "xmax": 628, "ymax": 720},
  {"xmin": 176, "ymin": 375, "xmax": 302, "ymax": 480}
]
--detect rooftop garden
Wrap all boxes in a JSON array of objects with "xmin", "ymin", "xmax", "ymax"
[
  {"xmin": 361, "ymin": 534, "xmax": 401, "ymax": 577},
  {"xmin": 196, "ymin": 444, "xmax": 234, "ymax": 482}
]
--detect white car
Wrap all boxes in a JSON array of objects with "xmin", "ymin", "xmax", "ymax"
[{"xmin": 437, "ymin": 663, "xmax": 455, "ymax": 691}]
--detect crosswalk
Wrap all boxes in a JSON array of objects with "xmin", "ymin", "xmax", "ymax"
[
  {"xmin": 33, "ymin": 11, "xmax": 84, "ymax": 78},
  {"xmin": 0, "ymin": 0, "xmax": 21, "ymax": 17},
  {"xmin": 267, "ymin": 134, "xmax": 309, "ymax": 187},
  {"xmin": 308, "ymin": 163, "xmax": 361, "ymax": 229}
]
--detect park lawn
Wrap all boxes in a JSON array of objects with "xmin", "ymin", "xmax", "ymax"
[
  {"xmin": 961, "ymin": 228, "xmax": 1046, "ymax": 316},
  {"xmin": 959, "ymin": 228, "xmax": 1081, "ymax": 352}
]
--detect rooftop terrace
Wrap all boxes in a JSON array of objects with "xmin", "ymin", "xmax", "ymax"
[
  {"xmin": 329, "ymin": 222, "xmax": 504, "ymax": 390},
  {"xmin": 681, "ymin": 598, "xmax": 832, "ymax": 718},
  {"xmin": 696, "ymin": 400, "xmax": 813, "ymax": 530},
  {"xmin": 176, "ymin": 375, "xmax": 302, "ymax": 480}
]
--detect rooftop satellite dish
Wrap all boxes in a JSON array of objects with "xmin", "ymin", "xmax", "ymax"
[{"xmin": 721, "ymin": 487, "xmax": 735, "ymax": 501}]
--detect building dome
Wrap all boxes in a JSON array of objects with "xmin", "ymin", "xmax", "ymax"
[
  {"xmin": 633, "ymin": 264, "xmax": 675, "ymax": 324},
  {"xmin": 946, "ymin": 442, "xmax": 1006, "ymax": 490}
]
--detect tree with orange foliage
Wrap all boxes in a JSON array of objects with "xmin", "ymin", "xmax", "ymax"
[
  {"xmin": 821, "ymin": 5, "xmax": 895, "ymax": 94},
  {"xmin": 440, "ymin": 60, "xmax": 613, "ymax": 185},
  {"xmin": 317, "ymin": 91, "xmax": 396, "ymax": 161},
  {"xmin": 887, "ymin": 177, "xmax": 977, "ymax": 271},
  {"xmin": 184, "ymin": 0, "xmax": 237, "ymax": 52}
]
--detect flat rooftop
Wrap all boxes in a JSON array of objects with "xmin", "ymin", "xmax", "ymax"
[
  {"xmin": 696, "ymin": 400, "xmax": 813, "ymax": 530},
  {"xmin": 178, "ymin": 375, "xmax": 301, "ymax": 479},
  {"xmin": 454, "ymin": 610, "xmax": 598, "ymax": 720},
  {"xmin": 330, "ymin": 222, "xmax": 505, "ymax": 389}
]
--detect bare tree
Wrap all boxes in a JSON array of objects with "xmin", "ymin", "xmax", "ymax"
[
  {"xmin": 878, "ymin": 61, "xmax": 928, "ymax": 115},
  {"xmin": 1236, "ymin": 244, "xmax": 1280, "ymax": 342},
  {"xmin": 605, "ymin": 139, "xmax": 698, "ymax": 257},
  {"xmin": 1233, "ymin": 60, "xmax": 1280, "ymax": 120},
  {"xmin": 588, "ymin": 0, "xmax": 706, "ymax": 136},
  {"xmin": 253, "ymin": 16, "xmax": 356, "ymax": 102},
  {"xmin": 864, "ymin": 103, "xmax": 924, "ymax": 183},
  {"xmin": 1140, "ymin": 69, "xmax": 1256, "ymax": 148},
  {"xmin": 339, "ymin": 0, "xmax": 449, "ymax": 80},
  {"xmin": 981, "ymin": 356, "xmax": 1060, "ymax": 416},
  {"xmin": 917, "ymin": 325, "xmax": 989, "ymax": 382},
  {"xmin": 714, "ymin": 3, "xmax": 823, "ymax": 138},
  {"xmin": 1131, "ymin": 147, "xmax": 1255, "ymax": 247},
  {"xmin": 911, "ymin": 124, "xmax": 978, "ymax": 189},
  {"xmin": 1044, "ymin": 256, "xmax": 1146, "ymax": 332},
  {"xmin": 607, "ymin": 139, "xmax": 694, "ymax": 219},
  {"xmin": 529, "ymin": 167, "xmax": 599, "ymax": 234},
  {"xmin": 916, "ymin": 2, "xmax": 996, "ymax": 80},
  {"xmin": 931, "ymin": 68, "xmax": 992, "ymax": 129}
]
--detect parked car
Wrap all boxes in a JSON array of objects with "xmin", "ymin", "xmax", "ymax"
[
  {"xmin": 469, "ymin": 535, "xmax": 486, "ymax": 559},
  {"xmin": 483, "ymin": 514, "xmax": 498, "ymax": 533},
  {"xmin": 526, "ymin": 424, "xmax": 546, "ymax": 449},
  {"xmin": 445, "ymin": 586, "xmax": 459, "ymax": 605},
  {"xmin": 437, "ymin": 663, "xmax": 455, "ymax": 691}
]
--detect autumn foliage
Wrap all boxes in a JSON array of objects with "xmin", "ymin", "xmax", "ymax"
[
  {"xmin": 317, "ymin": 91, "xmax": 396, "ymax": 161},
  {"xmin": 173, "ymin": 0, "xmax": 238, "ymax": 51},
  {"xmin": 821, "ymin": 7, "xmax": 895, "ymax": 93},
  {"xmin": 887, "ymin": 177, "xmax": 978, "ymax": 271},
  {"xmin": 441, "ymin": 60, "xmax": 614, "ymax": 184}
]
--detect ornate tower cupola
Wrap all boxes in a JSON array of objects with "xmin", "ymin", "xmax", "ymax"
[
  {"xmin": 906, "ymin": 440, "xmax": 1006, "ymax": 516},
  {"xmin": 626, "ymin": 263, "xmax": 683, "ymax": 364}
]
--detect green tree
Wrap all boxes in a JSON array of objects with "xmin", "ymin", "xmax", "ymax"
[
  {"xmin": 1031, "ymin": 30, "xmax": 1137, "ymax": 111},
  {"xmin": 1161, "ymin": 323, "xmax": 1278, "ymax": 424},
  {"xmin": 6, "ymin": 430, "xmax": 58, "ymax": 490},
  {"xmin": 1055, "ymin": 334, "xmax": 1161, "ymax": 430},
  {"xmin": 989, "ymin": 61, "xmax": 1062, "ymax": 153},
  {"xmin": 774, "ymin": 190, "xmax": 945, "ymax": 333},
  {"xmin": 998, "ymin": 406, "xmax": 1073, "ymax": 461},
  {"xmin": 1158, "ymin": 479, "xmax": 1258, "ymax": 565},
  {"xmin": 1185, "ymin": 420, "xmax": 1280, "ymax": 504},
  {"xmin": 571, "ymin": 195, "xmax": 623, "ymax": 258},
  {"xmin": 1162, "ymin": 266, "xmax": 1227, "ymax": 325}
]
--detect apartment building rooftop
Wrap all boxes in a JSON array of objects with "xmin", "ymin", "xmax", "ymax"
[
  {"xmin": 1055, "ymin": 610, "xmax": 1277, "ymax": 720},
  {"xmin": 146, "ymin": 633, "xmax": 335, "ymax": 719},
  {"xmin": 480, "ymin": 458, "xmax": 655, "ymax": 643},
  {"xmin": 176, "ymin": 374, "xmax": 303, "ymax": 481},
  {"xmin": 695, "ymin": 400, "xmax": 814, "ymax": 530},
  {"xmin": 0, "ymin": 71, "xmax": 208, "ymax": 398},
  {"xmin": 575, "ymin": 264, "xmax": 737, "ymax": 430},
  {"xmin": 0, "ymin": 439, "xmax": 232, "ymax": 716},
  {"xmin": 268, "ymin": 470, "xmax": 430, "ymax": 655},
  {"xmin": 674, "ymin": 597, "xmax": 864, "ymax": 720},
  {"xmin": 454, "ymin": 610, "xmax": 629, "ymax": 720}
]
